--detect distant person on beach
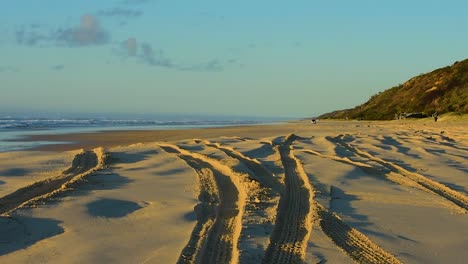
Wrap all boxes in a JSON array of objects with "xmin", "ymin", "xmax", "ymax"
[
  {"xmin": 311, "ymin": 119, "xmax": 317, "ymax": 124},
  {"xmin": 433, "ymin": 112, "xmax": 439, "ymax": 122}
]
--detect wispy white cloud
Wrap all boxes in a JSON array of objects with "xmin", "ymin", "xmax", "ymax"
[
  {"xmin": 122, "ymin": 38, "xmax": 138, "ymax": 56},
  {"xmin": 98, "ymin": 8, "xmax": 142, "ymax": 18},
  {"xmin": 116, "ymin": 38, "xmax": 230, "ymax": 72},
  {"xmin": 56, "ymin": 14, "xmax": 109, "ymax": 46},
  {"xmin": 15, "ymin": 15, "xmax": 110, "ymax": 47}
]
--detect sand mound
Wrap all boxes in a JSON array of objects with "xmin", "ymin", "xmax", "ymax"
[{"xmin": 0, "ymin": 148, "xmax": 107, "ymax": 215}]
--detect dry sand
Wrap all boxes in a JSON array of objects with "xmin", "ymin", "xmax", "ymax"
[{"xmin": 0, "ymin": 119, "xmax": 467, "ymax": 263}]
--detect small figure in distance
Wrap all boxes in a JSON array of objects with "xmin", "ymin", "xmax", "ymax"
[
  {"xmin": 432, "ymin": 112, "xmax": 439, "ymax": 122},
  {"xmin": 311, "ymin": 119, "xmax": 317, "ymax": 124}
]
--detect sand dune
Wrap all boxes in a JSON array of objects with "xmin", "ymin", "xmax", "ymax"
[{"xmin": 0, "ymin": 120, "xmax": 467, "ymax": 263}]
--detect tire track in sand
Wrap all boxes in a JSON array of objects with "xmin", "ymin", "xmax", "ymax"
[
  {"xmin": 263, "ymin": 134, "xmax": 314, "ymax": 264},
  {"xmin": 0, "ymin": 148, "xmax": 108, "ymax": 216},
  {"xmin": 266, "ymin": 135, "xmax": 401, "ymax": 263},
  {"xmin": 315, "ymin": 203, "xmax": 402, "ymax": 264},
  {"xmin": 159, "ymin": 144, "xmax": 245, "ymax": 264},
  {"xmin": 330, "ymin": 135, "xmax": 468, "ymax": 211},
  {"xmin": 202, "ymin": 140, "xmax": 282, "ymax": 191},
  {"xmin": 299, "ymin": 149, "xmax": 423, "ymax": 191},
  {"xmin": 201, "ymin": 140, "xmax": 282, "ymax": 263}
]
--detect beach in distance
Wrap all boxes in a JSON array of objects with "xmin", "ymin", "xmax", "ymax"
[
  {"xmin": 2, "ymin": 0, "xmax": 467, "ymax": 263},
  {"xmin": 0, "ymin": 118, "xmax": 467, "ymax": 264}
]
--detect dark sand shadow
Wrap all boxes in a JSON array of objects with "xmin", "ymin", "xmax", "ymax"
[
  {"xmin": 0, "ymin": 215, "xmax": 64, "ymax": 256},
  {"xmin": 342, "ymin": 166, "xmax": 386, "ymax": 181},
  {"xmin": 71, "ymin": 172, "xmax": 133, "ymax": 194},
  {"xmin": 271, "ymin": 136, "xmax": 286, "ymax": 145},
  {"xmin": 332, "ymin": 144, "xmax": 354, "ymax": 158},
  {"xmin": 328, "ymin": 185, "xmax": 397, "ymax": 241},
  {"xmin": 86, "ymin": 198, "xmax": 142, "ymax": 218},
  {"xmin": 109, "ymin": 149, "xmax": 159, "ymax": 164},
  {"xmin": 155, "ymin": 167, "xmax": 189, "ymax": 177},
  {"xmin": 177, "ymin": 144, "xmax": 205, "ymax": 152},
  {"xmin": 380, "ymin": 158, "xmax": 420, "ymax": 173},
  {"xmin": 45, "ymin": 172, "xmax": 133, "ymax": 208},
  {"xmin": 422, "ymin": 148, "xmax": 467, "ymax": 159},
  {"xmin": 440, "ymin": 181, "xmax": 467, "ymax": 194},
  {"xmin": 244, "ymin": 144, "xmax": 275, "ymax": 159},
  {"xmin": 0, "ymin": 168, "xmax": 30, "ymax": 177},
  {"xmin": 381, "ymin": 136, "xmax": 420, "ymax": 159},
  {"xmin": 329, "ymin": 185, "xmax": 363, "ymax": 220},
  {"xmin": 183, "ymin": 211, "xmax": 197, "ymax": 222}
]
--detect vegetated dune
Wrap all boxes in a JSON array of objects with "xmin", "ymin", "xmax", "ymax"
[
  {"xmin": 0, "ymin": 120, "xmax": 467, "ymax": 263},
  {"xmin": 319, "ymin": 58, "xmax": 468, "ymax": 120}
]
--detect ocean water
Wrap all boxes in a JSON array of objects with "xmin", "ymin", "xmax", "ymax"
[
  {"xmin": 0, "ymin": 116, "xmax": 279, "ymax": 152},
  {"xmin": 0, "ymin": 117, "xmax": 267, "ymax": 130}
]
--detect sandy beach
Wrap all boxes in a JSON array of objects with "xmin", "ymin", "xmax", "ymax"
[{"xmin": 0, "ymin": 119, "xmax": 467, "ymax": 264}]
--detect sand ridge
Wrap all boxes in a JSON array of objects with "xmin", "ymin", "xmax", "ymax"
[{"xmin": 0, "ymin": 148, "xmax": 108, "ymax": 216}]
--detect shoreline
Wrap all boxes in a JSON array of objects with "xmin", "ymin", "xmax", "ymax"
[
  {"xmin": 0, "ymin": 121, "xmax": 285, "ymax": 152},
  {"xmin": 8, "ymin": 118, "xmax": 467, "ymax": 151}
]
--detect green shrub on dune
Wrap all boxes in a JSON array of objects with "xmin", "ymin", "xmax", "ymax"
[{"xmin": 320, "ymin": 59, "xmax": 468, "ymax": 120}]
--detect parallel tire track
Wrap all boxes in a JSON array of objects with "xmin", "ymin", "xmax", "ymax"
[
  {"xmin": 264, "ymin": 135, "xmax": 400, "ymax": 264},
  {"xmin": 263, "ymin": 134, "xmax": 314, "ymax": 264},
  {"xmin": 0, "ymin": 149, "xmax": 107, "ymax": 216},
  {"xmin": 299, "ymin": 149, "xmax": 423, "ymax": 191},
  {"xmin": 316, "ymin": 203, "xmax": 402, "ymax": 264},
  {"xmin": 175, "ymin": 159, "xmax": 219, "ymax": 264},
  {"xmin": 331, "ymin": 135, "xmax": 468, "ymax": 211},
  {"xmin": 201, "ymin": 140, "xmax": 282, "ymax": 263},
  {"xmin": 275, "ymin": 135, "xmax": 401, "ymax": 263},
  {"xmin": 159, "ymin": 144, "xmax": 245, "ymax": 264},
  {"xmin": 202, "ymin": 140, "xmax": 282, "ymax": 191}
]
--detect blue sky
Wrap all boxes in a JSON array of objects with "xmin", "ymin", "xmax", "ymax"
[{"xmin": 1, "ymin": 0, "xmax": 467, "ymax": 118}]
